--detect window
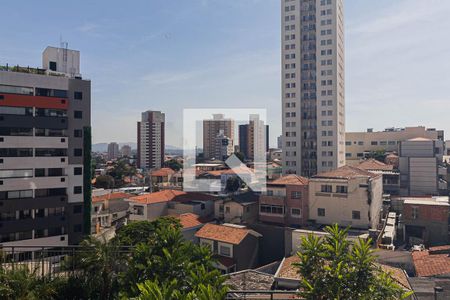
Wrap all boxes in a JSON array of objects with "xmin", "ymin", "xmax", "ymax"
[
  {"xmin": 73, "ymin": 186, "xmax": 82, "ymax": 194},
  {"xmin": 321, "ymin": 185, "xmax": 332, "ymax": 193},
  {"xmin": 35, "ymin": 148, "xmax": 67, "ymax": 157},
  {"xmin": 74, "ymin": 148, "xmax": 83, "ymax": 156},
  {"xmin": 291, "ymin": 191, "xmax": 302, "ymax": 199},
  {"xmin": 0, "ymin": 169, "xmax": 33, "ymax": 178},
  {"xmin": 35, "ymin": 168, "xmax": 45, "ymax": 177},
  {"xmin": 225, "ymin": 206, "xmax": 230, "ymax": 213},
  {"xmin": 74, "ymin": 91, "xmax": 83, "ymax": 100},
  {"xmin": 74, "ymin": 129, "xmax": 83, "ymax": 137},
  {"xmin": 291, "ymin": 208, "xmax": 301, "ymax": 216},
  {"xmin": 412, "ymin": 207, "xmax": 419, "ymax": 219},
  {"xmin": 260, "ymin": 204, "xmax": 284, "ymax": 215},
  {"xmin": 336, "ymin": 185, "xmax": 347, "ymax": 194},
  {"xmin": 371, "ymin": 141, "xmax": 378, "ymax": 146},
  {"xmin": 345, "ymin": 141, "xmax": 351, "ymax": 146},
  {"xmin": 0, "ymin": 148, "xmax": 33, "ymax": 157},
  {"xmin": 74, "ymin": 111, "xmax": 83, "ymax": 119},
  {"xmin": 74, "ymin": 167, "xmax": 82, "ymax": 175},
  {"xmin": 318, "ymin": 208, "xmax": 326, "ymax": 217},
  {"xmin": 219, "ymin": 245, "xmax": 231, "ymax": 257},
  {"xmin": 352, "ymin": 211, "xmax": 361, "ymax": 220}
]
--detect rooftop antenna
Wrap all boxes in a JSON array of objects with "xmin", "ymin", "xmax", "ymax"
[{"xmin": 59, "ymin": 35, "xmax": 68, "ymax": 74}]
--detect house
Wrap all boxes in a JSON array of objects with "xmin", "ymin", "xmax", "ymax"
[
  {"xmin": 259, "ymin": 175, "xmax": 309, "ymax": 227},
  {"xmin": 127, "ymin": 190, "xmax": 216, "ymax": 222},
  {"xmin": 309, "ymin": 165, "xmax": 383, "ymax": 229},
  {"xmin": 91, "ymin": 192, "xmax": 131, "ymax": 234},
  {"xmin": 150, "ymin": 168, "xmax": 176, "ymax": 187},
  {"xmin": 399, "ymin": 196, "xmax": 450, "ymax": 246},
  {"xmin": 195, "ymin": 223, "xmax": 262, "ymax": 273},
  {"xmin": 412, "ymin": 245, "xmax": 450, "ymax": 277},
  {"xmin": 356, "ymin": 158, "xmax": 400, "ymax": 196},
  {"xmin": 172, "ymin": 213, "xmax": 205, "ymax": 242},
  {"xmin": 214, "ymin": 192, "xmax": 259, "ymax": 224}
]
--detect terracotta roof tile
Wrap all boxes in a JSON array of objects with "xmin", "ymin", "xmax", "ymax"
[
  {"xmin": 270, "ymin": 175, "xmax": 309, "ymax": 186},
  {"xmin": 92, "ymin": 192, "xmax": 130, "ymax": 203},
  {"xmin": 174, "ymin": 213, "xmax": 203, "ymax": 229},
  {"xmin": 151, "ymin": 168, "xmax": 176, "ymax": 177},
  {"xmin": 357, "ymin": 159, "xmax": 394, "ymax": 171},
  {"xmin": 412, "ymin": 248, "xmax": 450, "ymax": 277},
  {"xmin": 128, "ymin": 190, "xmax": 216, "ymax": 205},
  {"xmin": 313, "ymin": 165, "xmax": 380, "ymax": 180},
  {"xmin": 195, "ymin": 223, "xmax": 251, "ymax": 245}
]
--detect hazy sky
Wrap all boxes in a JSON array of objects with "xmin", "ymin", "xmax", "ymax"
[{"xmin": 2, "ymin": 0, "xmax": 450, "ymax": 147}]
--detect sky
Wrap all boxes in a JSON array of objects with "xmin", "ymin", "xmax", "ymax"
[{"xmin": 1, "ymin": 0, "xmax": 450, "ymax": 148}]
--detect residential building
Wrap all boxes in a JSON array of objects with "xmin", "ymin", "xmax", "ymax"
[
  {"xmin": 120, "ymin": 144, "xmax": 132, "ymax": 157},
  {"xmin": 173, "ymin": 213, "xmax": 205, "ymax": 243},
  {"xmin": 0, "ymin": 45, "xmax": 91, "ymax": 247},
  {"xmin": 399, "ymin": 137, "xmax": 447, "ymax": 196},
  {"xmin": 203, "ymin": 114, "xmax": 234, "ymax": 160},
  {"xmin": 277, "ymin": 135, "xmax": 282, "ymax": 149},
  {"xmin": 127, "ymin": 190, "xmax": 216, "ymax": 222},
  {"xmin": 195, "ymin": 223, "xmax": 262, "ymax": 273},
  {"xmin": 91, "ymin": 192, "xmax": 130, "ymax": 234},
  {"xmin": 356, "ymin": 159, "xmax": 400, "ymax": 196},
  {"xmin": 259, "ymin": 175, "xmax": 309, "ymax": 227},
  {"xmin": 107, "ymin": 142, "xmax": 119, "ymax": 160},
  {"xmin": 281, "ymin": 0, "xmax": 346, "ymax": 176},
  {"xmin": 397, "ymin": 196, "xmax": 450, "ymax": 246},
  {"xmin": 137, "ymin": 110, "xmax": 165, "ymax": 170},
  {"xmin": 214, "ymin": 192, "xmax": 259, "ymax": 224},
  {"xmin": 412, "ymin": 245, "xmax": 450, "ymax": 277},
  {"xmin": 238, "ymin": 115, "xmax": 269, "ymax": 161},
  {"xmin": 308, "ymin": 165, "xmax": 383, "ymax": 229},
  {"xmin": 150, "ymin": 167, "xmax": 176, "ymax": 188},
  {"xmin": 214, "ymin": 130, "xmax": 233, "ymax": 161},
  {"xmin": 346, "ymin": 126, "xmax": 444, "ymax": 164}
]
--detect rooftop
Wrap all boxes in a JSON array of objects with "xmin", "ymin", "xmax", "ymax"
[
  {"xmin": 397, "ymin": 196, "xmax": 450, "ymax": 206},
  {"xmin": 356, "ymin": 159, "xmax": 394, "ymax": 171},
  {"xmin": 224, "ymin": 270, "xmax": 274, "ymax": 291},
  {"xmin": 412, "ymin": 245, "xmax": 450, "ymax": 277},
  {"xmin": 128, "ymin": 189, "xmax": 216, "ymax": 205},
  {"xmin": 269, "ymin": 174, "xmax": 309, "ymax": 186},
  {"xmin": 313, "ymin": 165, "xmax": 380, "ymax": 180},
  {"xmin": 151, "ymin": 167, "xmax": 176, "ymax": 177},
  {"xmin": 195, "ymin": 223, "xmax": 259, "ymax": 245},
  {"xmin": 174, "ymin": 213, "xmax": 203, "ymax": 229},
  {"xmin": 92, "ymin": 192, "xmax": 130, "ymax": 203}
]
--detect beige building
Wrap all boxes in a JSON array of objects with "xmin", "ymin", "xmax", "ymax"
[
  {"xmin": 203, "ymin": 114, "xmax": 235, "ymax": 160},
  {"xmin": 282, "ymin": 0, "xmax": 346, "ymax": 176},
  {"xmin": 309, "ymin": 165, "xmax": 383, "ymax": 229},
  {"xmin": 137, "ymin": 110, "xmax": 165, "ymax": 170},
  {"xmin": 107, "ymin": 142, "xmax": 119, "ymax": 160},
  {"xmin": 214, "ymin": 192, "xmax": 259, "ymax": 224},
  {"xmin": 346, "ymin": 126, "xmax": 444, "ymax": 164}
]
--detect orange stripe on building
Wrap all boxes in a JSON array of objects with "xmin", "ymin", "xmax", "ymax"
[{"xmin": 0, "ymin": 94, "xmax": 68, "ymax": 109}]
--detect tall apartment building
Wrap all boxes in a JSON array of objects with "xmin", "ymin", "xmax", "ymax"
[
  {"xmin": 346, "ymin": 126, "xmax": 444, "ymax": 164},
  {"xmin": 107, "ymin": 142, "xmax": 119, "ymax": 160},
  {"xmin": 238, "ymin": 115, "xmax": 269, "ymax": 161},
  {"xmin": 137, "ymin": 111, "xmax": 165, "ymax": 170},
  {"xmin": 0, "ymin": 46, "xmax": 91, "ymax": 247},
  {"xmin": 120, "ymin": 144, "xmax": 132, "ymax": 157},
  {"xmin": 281, "ymin": 0, "xmax": 345, "ymax": 177},
  {"xmin": 214, "ymin": 130, "xmax": 233, "ymax": 161},
  {"xmin": 203, "ymin": 114, "xmax": 234, "ymax": 160}
]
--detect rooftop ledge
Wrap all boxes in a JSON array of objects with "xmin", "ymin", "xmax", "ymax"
[{"xmin": 0, "ymin": 64, "xmax": 83, "ymax": 79}]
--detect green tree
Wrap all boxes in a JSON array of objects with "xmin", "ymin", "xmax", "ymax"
[
  {"xmin": 365, "ymin": 150, "xmax": 386, "ymax": 162},
  {"xmin": 295, "ymin": 224, "xmax": 412, "ymax": 300},
  {"xmin": 94, "ymin": 175, "xmax": 115, "ymax": 189},
  {"xmin": 163, "ymin": 159, "xmax": 182, "ymax": 171},
  {"xmin": 225, "ymin": 176, "xmax": 241, "ymax": 193}
]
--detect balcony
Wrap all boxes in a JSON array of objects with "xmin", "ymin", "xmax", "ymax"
[{"xmin": 0, "ymin": 176, "xmax": 68, "ymax": 192}]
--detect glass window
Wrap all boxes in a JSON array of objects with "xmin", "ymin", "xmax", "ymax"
[
  {"xmin": 35, "ymin": 148, "xmax": 67, "ymax": 157},
  {"xmin": 291, "ymin": 208, "xmax": 301, "ymax": 216},
  {"xmin": 74, "ymin": 148, "xmax": 83, "ymax": 157},
  {"xmin": 73, "ymin": 186, "xmax": 82, "ymax": 194},
  {"xmin": 0, "ymin": 106, "xmax": 33, "ymax": 115},
  {"xmin": 0, "ymin": 169, "xmax": 33, "ymax": 178},
  {"xmin": 352, "ymin": 211, "xmax": 361, "ymax": 220},
  {"xmin": 74, "ymin": 167, "xmax": 82, "ymax": 175},
  {"xmin": 291, "ymin": 191, "xmax": 302, "ymax": 199},
  {"xmin": 0, "ymin": 84, "xmax": 33, "ymax": 95},
  {"xmin": 219, "ymin": 245, "xmax": 231, "ymax": 257},
  {"xmin": 321, "ymin": 185, "xmax": 332, "ymax": 193},
  {"xmin": 74, "ymin": 111, "xmax": 83, "ymax": 119},
  {"xmin": 336, "ymin": 185, "xmax": 347, "ymax": 193},
  {"xmin": 318, "ymin": 208, "xmax": 326, "ymax": 217},
  {"xmin": 0, "ymin": 148, "xmax": 33, "ymax": 157}
]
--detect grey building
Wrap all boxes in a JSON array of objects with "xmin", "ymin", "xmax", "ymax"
[
  {"xmin": 0, "ymin": 46, "xmax": 91, "ymax": 247},
  {"xmin": 399, "ymin": 138, "xmax": 447, "ymax": 196},
  {"xmin": 137, "ymin": 110, "xmax": 165, "ymax": 170}
]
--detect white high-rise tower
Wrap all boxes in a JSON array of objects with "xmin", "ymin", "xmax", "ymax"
[{"xmin": 281, "ymin": 0, "xmax": 345, "ymax": 176}]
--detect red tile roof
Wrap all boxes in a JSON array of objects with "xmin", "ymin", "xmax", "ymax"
[
  {"xmin": 128, "ymin": 190, "xmax": 216, "ymax": 205},
  {"xmin": 175, "ymin": 213, "xmax": 203, "ymax": 229},
  {"xmin": 313, "ymin": 165, "xmax": 380, "ymax": 180},
  {"xmin": 356, "ymin": 159, "xmax": 394, "ymax": 171},
  {"xmin": 92, "ymin": 192, "xmax": 130, "ymax": 203},
  {"xmin": 151, "ymin": 168, "xmax": 176, "ymax": 177},
  {"xmin": 269, "ymin": 175, "xmax": 309, "ymax": 186},
  {"xmin": 195, "ymin": 223, "xmax": 252, "ymax": 245},
  {"xmin": 413, "ymin": 246, "xmax": 450, "ymax": 277}
]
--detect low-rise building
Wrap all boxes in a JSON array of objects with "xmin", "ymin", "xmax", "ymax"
[
  {"xmin": 127, "ymin": 190, "xmax": 216, "ymax": 222},
  {"xmin": 214, "ymin": 192, "xmax": 259, "ymax": 224},
  {"xmin": 91, "ymin": 192, "xmax": 130, "ymax": 234},
  {"xmin": 195, "ymin": 223, "xmax": 262, "ymax": 273},
  {"xmin": 173, "ymin": 213, "xmax": 205, "ymax": 243},
  {"xmin": 412, "ymin": 245, "xmax": 450, "ymax": 277},
  {"xmin": 309, "ymin": 166, "xmax": 383, "ymax": 229},
  {"xmin": 356, "ymin": 159, "xmax": 400, "ymax": 196},
  {"xmin": 259, "ymin": 175, "xmax": 309, "ymax": 227},
  {"xmin": 399, "ymin": 196, "xmax": 450, "ymax": 246},
  {"xmin": 150, "ymin": 167, "xmax": 176, "ymax": 188}
]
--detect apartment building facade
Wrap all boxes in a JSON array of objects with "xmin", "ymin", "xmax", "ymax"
[
  {"xmin": 346, "ymin": 126, "xmax": 444, "ymax": 164},
  {"xmin": 259, "ymin": 174, "xmax": 309, "ymax": 227},
  {"xmin": 282, "ymin": 0, "xmax": 346, "ymax": 176},
  {"xmin": 203, "ymin": 114, "xmax": 234, "ymax": 160},
  {"xmin": 308, "ymin": 166, "xmax": 383, "ymax": 229},
  {"xmin": 0, "ymin": 46, "xmax": 91, "ymax": 247},
  {"xmin": 107, "ymin": 142, "xmax": 119, "ymax": 160},
  {"xmin": 137, "ymin": 110, "xmax": 165, "ymax": 170},
  {"xmin": 238, "ymin": 115, "xmax": 269, "ymax": 161}
]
